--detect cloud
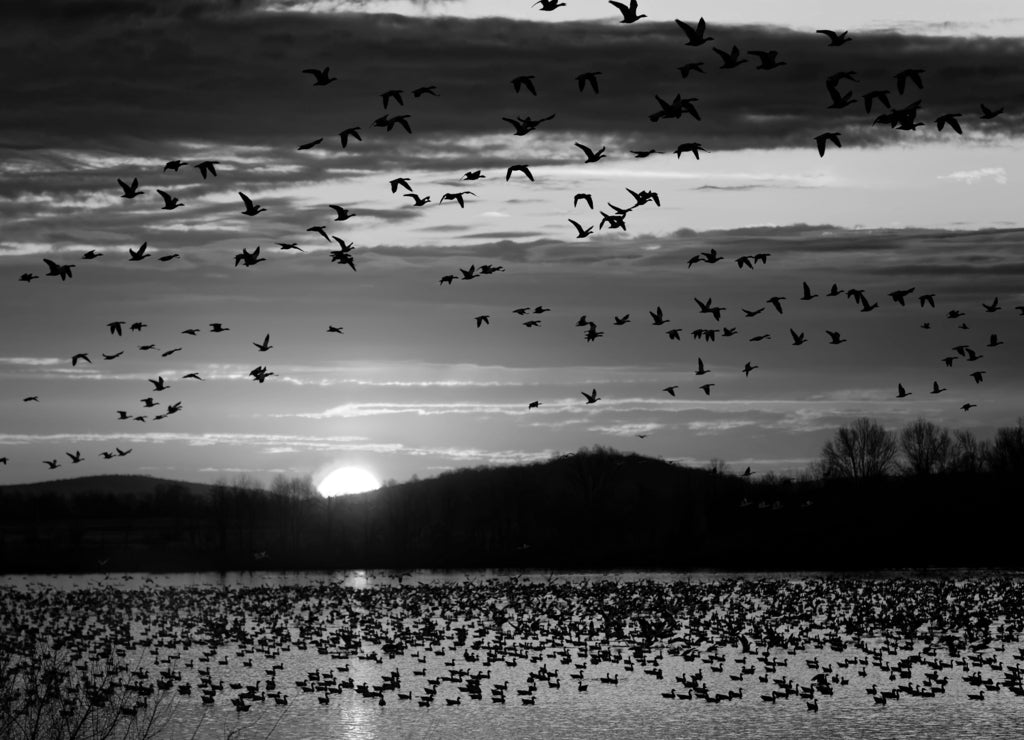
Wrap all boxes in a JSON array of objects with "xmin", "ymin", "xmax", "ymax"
[{"xmin": 938, "ymin": 167, "xmax": 1008, "ymax": 185}]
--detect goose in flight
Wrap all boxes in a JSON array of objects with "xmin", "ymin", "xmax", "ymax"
[
  {"xmin": 677, "ymin": 62, "xmax": 704, "ymax": 78},
  {"xmin": 506, "ymin": 164, "xmax": 535, "ymax": 181},
  {"xmin": 44, "ymin": 460, "xmax": 60, "ymax": 469},
  {"xmin": 674, "ymin": 142, "xmax": 707, "ymax": 159},
  {"xmin": 327, "ymin": 326, "xmax": 344, "ymax": 334},
  {"xmin": 511, "ymin": 75, "xmax": 537, "ymax": 95},
  {"xmin": 130, "ymin": 322, "xmax": 146, "ymax": 332},
  {"xmin": 970, "ymin": 371, "xmax": 985, "ymax": 384},
  {"xmin": 43, "ymin": 259, "xmax": 74, "ymax": 281},
  {"xmin": 276, "ymin": 242, "xmax": 303, "ymax": 251},
  {"xmin": 103, "ymin": 352, "xmax": 123, "ymax": 360},
  {"xmin": 825, "ymin": 330, "xmax": 846, "ymax": 345},
  {"xmin": 649, "ymin": 306, "xmax": 669, "ymax": 325},
  {"xmin": 412, "ymin": 85, "xmax": 438, "ymax": 97},
  {"xmin": 961, "ymin": 403, "xmax": 977, "ymax": 411},
  {"xmin": 742, "ymin": 307, "xmax": 764, "ymax": 317},
  {"xmin": 389, "ymin": 177, "xmax": 412, "ymax": 193},
  {"xmin": 930, "ymin": 381, "xmax": 946, "ymax": 394},
  {"xmin": 338, "ymin": 127, "xmax": 362, "ymax": 147},
  {"xmin": 474, "ymin": 315, "xmax": 490, "ymax": 327},
  {"xmin": 254, "ymin": 334, "xmax": 272, "ymax": 352},
  {"xmin": 713, "ymin": 46, "xmax": 747, "ymax": 69},
  {"xmin": 381, "ymin": 89, "xmax": 404, "ymax": 108},
  {"xmin": 568, "ymin": 219, "xmax": 593, "ymax": 238},
  {"xmin": 742, "ymin": 362, "xmax": 758, "ymax": 376},
  {"xmin": 980, "ymin": 103, "xmax": 1004, "ymax": 120},
  {"xmin": 581, "ymin": 388, "xmax": 600, "ymax": 404},
  {"xmin": 440, "ymin": 191, "xmax": 475, "ymax": 208},
  {"xmin": 575, "ymin": 142, "xmax": 606, "ymax": 163},
  {"xmin": 862, "ymin": 90, "xmax": 891, "ymax": 113},
  {"xmin": 157, "ymin": 189, "xmax": 184, "ymax": 210},
  {"xmin": 194, "ymin": 161, "xmax": 219, "ymax": 179},
  {"xmin": 234, "ymin": 246, "xmax": 265, "ymax": 267},
  {"xmin": 609, "ymin": 0, "xmax": 645, "ymax": 23},
  {"xmin": 889, "ymin": 288, "xmax": 915, "ymax": 305},
  {"xmin": 650, "ymin": 94, "xmax": 700, "ymax": 122},
  {"xmin": 307, "ymin": 225, "xmax": 330, "ymax": 241},
  {"xmin": 71, "ymin": 352, "xmax": 91, "ymax": 366},
  {"xmin": 129, "ymin": 242, "xmax": 150, "ymax": 261},
  {"xmin": 766, "ymin": 296, "xmax": 786, "ymax": 314},
  {"xmin": 502, "ymin": 113, "xmax": 555, "ymax": 136},
  {"xmin": 249, "ymin": 366, "xmax": 274, "ymax": 383},
  {"xmin": 404, "ymin": 193, "xmax": 431, "ymax": 206},
  {"xmin": 816, "ymin": 29, "xmax": 851, "ymax": 46},
  {"xmin": 800, "ymin": 282, "xmax": 818, "ymax": 301},
  {"xmin": 329, "ymin": 204, "xmax": 354, "ymax": 220},
  {"xmin": 935, "ymin": 113, "xmax": 963, "ymax": 134},
  {"xmin": 209, "ymin": 323, "xmax": 229, "ymax": 332},
  {"xmin": 695, "ymin": 357, "xmax": 709, "ymax": 375},
  {"xmin": 118, "ymin": 177, "xmax": 144, "ymax": 198},
  {"xmin": 528, "ymin": 400, "xmax": 542, "ymax": 408},
  {"xmin": 790, "ymin": 329, "xmax": 807, "ymax": 346},
  {"xmin": 523, "ymin": 320, "xmax": 541, "ymax": 327},
  {"xmin": 894, "ymin": 68, "xmax": 925, "ymax": 94},
  {"xmin": 698, "ymin": 383, "xmax": 714, "ymax": 396},
  {"xmin": 663, "ymin": 386, "xmax": 679, "ymax": 397},
  {"xmin": 749, "ymin": 50, "xmax": 785, "ymax": 70},
  {"xmin": 183, "ymin": 372, "xmax": 204, "ymax": 380},
  {"xmin": 461, "ymin": 170, "xmax": 485, "ymax": 181},
  {"xmin": 23, "ymin": 396, "xmax": 39, "ymax": 402},
  {"xmin": 66, "ymin": 451, "xmax": 83, "ymax": 463},
  {"xmin": 576, "ymin": 72, "xmax": 601, "ymax": 93},
  {"xmin": 614, "ymin": 314, "xmax": 630, "ymax": 325},
  {"xmin": 573, "ymin": 193, "xmax": 594, "ymax": 209},
  {"xmin": 372, "ymin": 113, "xmax": 413, "ymax": 134},
  {"xmin": 987, "ymin": 333, "xmax": 1003, "ymax": 347},
  {"xmin": 302, "ymin": 67, "xmax": 336, "ymax": 85},
  {"xmin": 20, "ymin": 272, "xmax": 38, "ymax": 282},
  {"xmin": 116, "ymin": 447, "xmax": 132, "ymax": 456},
  {"xmin": 675, "ymin": 17, "xmax": 711, "ymax": 45},
  {"xmin": 982, "ymin": 297, "xmax": 1000, "ymax": 312},
  {"xmin": 239, "ymin": 192, "xmax": 265, "ymax": 216},
  {"xmin": 533, "ymin": 0, "xmax": 565, "ymax": 9},
  {"xmin": 297, "ymin": 137, "xmax": 323, "ymax": 150},
  {"xmin": 149, "ymin": 376, "xmax": 169, "ymax": 391},
  {"xmin": 160, "ymin": 347, "xmax": 181, "ymax": 357},
  {"xmin": 164, "ymin": 160, "xmax": 187, "ymax": 172},
  {"xmin": 100, "ymin": 451, "xmax": 115, "ymax": 459},
  {"xmin": 897, "ymin": 383, "xmax": 911, "ymax": 398},
  {"xmin": 814, "ymin": 132, "xmax": 841, "ymax": 156}
]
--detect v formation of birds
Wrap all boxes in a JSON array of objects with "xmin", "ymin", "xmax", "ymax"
[{"xmin": 8, "ymin": 1, "xmax": 1015, "ymax": 474}]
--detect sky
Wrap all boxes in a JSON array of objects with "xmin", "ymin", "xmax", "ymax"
[{"xmin": 1, "ymin": 0, "xmax": 1023, "ymax": 489}]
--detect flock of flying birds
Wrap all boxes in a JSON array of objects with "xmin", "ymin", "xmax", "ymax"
[{"xmin": 5, "ymin": 0, "xmax": 1018, "ymax": 476}]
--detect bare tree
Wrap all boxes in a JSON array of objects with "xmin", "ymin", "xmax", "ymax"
[
  {"xmin": 819, "ymin": 417, "xmax": 898, "ymax": 478},
  {"xmin": 987, "ymin": 418, "xmax": 1024, "ymax": 475},
  {"xmin": 951, "ymin": 429, "xmax": 988, "ymax": 474},
  {"xmin": 899, "ymin": 418, "xmax": 953, "ymax": 475}
]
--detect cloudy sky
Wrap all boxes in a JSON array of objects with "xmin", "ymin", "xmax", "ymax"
[{"xmin": 1, "ymin": 0, "xmax": 1023, "ymax": 489}]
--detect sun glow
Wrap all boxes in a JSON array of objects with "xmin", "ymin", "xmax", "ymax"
[{"xmin": 317, "ymin": 466, "xmax": 381, "ymax": 497}]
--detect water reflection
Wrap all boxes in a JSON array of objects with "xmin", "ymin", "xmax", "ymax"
[{"xmin": 1, "ymin": 571, "xmax": 1023, "ymax": 740}]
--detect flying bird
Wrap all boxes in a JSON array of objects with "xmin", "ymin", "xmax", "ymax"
[
  {"xmin": 675, "ymin": 17, "xmax": 712, "ymax": 45},
  {"xmin": 816, "ymin": 29, "xmax": 851, "ymax": 46},
  {"xmin": 814, "ymin": 132, "xmax": 842, "ymax": 157},
  {"xmin": 608, "ymin": 0, "xmax": 646, "ymax": 23},
  {"xmin": 576, "ymin": 72, "xmax": 601, "ymax": 93},
  {"xmin": 511, "ymin": 75, "xmax": 537, "ymax": 95},
  {"xmin": 156, "ymin": 189, "xmax": 183, "ymax": 210},
  {"xmin": 303, "ymin": 67, "xmax": 336, "ymax": 85},
  {"xmin": 506, "ymin": 165, "xmax": 535, "ymax": 181},
  {"xmin": 194, "ymin": 161, "xmax": 219, "ymax": 179},
  {"xmin": 581, "ymin": 388, "xmax": 600, "ymax": 404},
  {"xmin": 117, "ymin": 177, "xmax": 144, "ymax": 198},
  {"xmin": 239, "ymin": 192, "xmax": 265, "ymax": 216}
]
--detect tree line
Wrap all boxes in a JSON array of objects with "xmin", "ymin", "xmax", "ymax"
[{"xmin": 0, "ymin": 420, "xmax": 1022, "ymax": 573}]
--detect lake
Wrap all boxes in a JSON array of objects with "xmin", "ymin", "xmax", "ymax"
[{"xmin": 2, "ymin": 570, "xmax": 1023, "ymax": 739}]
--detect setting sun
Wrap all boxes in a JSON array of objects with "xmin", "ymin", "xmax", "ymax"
[{"xmin": 317, "ymin": 466, "xmax": 381, "ymax": 497}]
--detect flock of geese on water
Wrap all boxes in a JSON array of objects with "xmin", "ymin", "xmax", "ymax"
[
  {"xmin": 6, "ymin": 0, "xmax": 1017, "ymax": 476},
  {"xmin": 2, "ymin": 575, "xmax": 1024, "ymax": 730}
]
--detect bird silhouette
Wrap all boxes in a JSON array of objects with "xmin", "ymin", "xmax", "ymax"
[
  {"xmin": 936, "ymin": 113, "xmax": 964, "ymax": 134},
  {"xmin": 239, "ymin": 192, "xmax": 265, "ymax": 216},
  {"xmin": 440, "ymin": 192, "xmax": 475, "ymax": 208},
  {"xmin": 897, "ymin": 383, "xmax": 912, "ymax": 398},
  {"xmin": 609, "ymin": 0, "xmax": 645, "ymax": 23},
  {"xmin": 254, "ymin": 334, "xmax": 272, "ymax": 352},
  {"xmin": 649, "ymin": 306, "xmax": 669, "ymax": 325},
  {"xmin": 815, "ymin": 132, "xmax": 842, "ymax": 157},
  {"xmin": 297, "ymin": 137, "xmax": 323, "ymax": 150},
  {"xmin": 194, "ymin": 161, "xmax": 219, "ymax": 179},
  {"xmin": 576, "ymin": 72, "xmax": 601, "ymax": 93},
  {"xmin": 117, "ymin": 177, "xmax": 144, "ymax": 198},
  {"xmin": 677, "ymin": 62, "xmax": 704, "ymax": 78},
  {"xmin": 474, "ymin": 315, "xmax": 490, "ymax": 327},
  {"xmin": 581, "ymin": 388, "xmax": 600, "ymax": 404},
  {"xmin": 816, "ymin": 29, "xmax": 851, "ymax": 46},
  {"xmin": 338, "ymin": 127, "xmax": 362, "ymax": 147},
  {"xmin": 71, "ymin": 353, "xmax": 91, "ymax": 366},
  {"xmin": 568, "ymin": 219, "xmax": 593, "ymax": 238},
  {"xmin": 713, "ymin": 46, "xmax": 747, "ymax": 69},
  {"xmin": 511, "ymin": 75, "xmax": 537, "ymax": 95},
  {"xmin": 980, "ymin": 103, "xmax": 1004, "ymax": 120},
  {"xmin": 128, "ymin": 242, "xmax": 150, "ymax": 261},
  {"xmin": 156, "ymin": 189, "xmax": 184, "ymax": 210},
  {"xmin": 742, "ymin": 362, "xmax": 758, "ymax": 376},
  {"xmin": 163, "ymin": 160, "xmax": 187, "ymax": 172},
  {"xmin": 506, "ymin": 165, "xmax": 535, "ymax": 181},
  {"xmin": 674, "ymin": 142, "xmax": 707, "ymax": 159},
  {"xmin": 573, "ymin": 193, "xmax": 594, "ymax": 209},
  {"xmin": 895, "ymin": 68, "xmax": 925, "ymax": 94},
  {"xmin": 698, "ymin": 383, "xmax": 714, "ymax": 395},
  {"xmin": 302, "ymin": 67, "xmax": 336, "ymax": 85},
  {"xmin": 575, "ymin": 142, "xmax": 606, "ymax": 163},
  {"xmin": 676, "ymin": 17, "xmax": 712, "ymax": 45}
]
